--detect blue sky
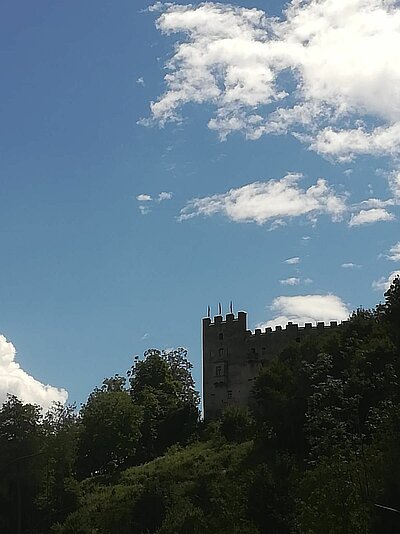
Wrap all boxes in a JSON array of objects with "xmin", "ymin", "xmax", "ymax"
[{"xmin": 1, "ymin": 0, "xmax": 400, "ymax": 409}]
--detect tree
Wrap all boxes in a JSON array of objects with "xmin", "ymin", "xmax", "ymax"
[
  {"xmin": 38, "ymin": 403, "xmax": 80, "ymax": 528},
  {"xmin": 378, "ymin": 275, "xmax": 400, "ymax": 345},
  {"xmin": 220, "ymin": 405, "xmax": 254, "ymax": 443},
  {"xmin": 253, "ymin": 345, "xmax": 310, "ymax": 456},
  {"xmin": 77, "ymin": 379, "xmax": 142, "ymax": 478},
  {"xmin": 0, "ymin": 396, "xmax": 44, "ymax": 534},
  {"xmin": 129, "ymin": 348, "xmax": 200, "ymax": 460}
]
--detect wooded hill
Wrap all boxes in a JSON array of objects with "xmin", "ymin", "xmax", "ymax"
[{"xmin": 1, "ymin": 277, "xmax": 400, "ymax": 533}]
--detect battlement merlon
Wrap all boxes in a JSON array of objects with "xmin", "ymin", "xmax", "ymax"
[{"xmin": 202, "ymin": 311, "xmax": 247, "ymax": 330}]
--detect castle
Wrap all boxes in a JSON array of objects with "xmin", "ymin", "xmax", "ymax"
[{"xmin": 202, "ymin": 311, "xmax": 346, "ymax": 420}]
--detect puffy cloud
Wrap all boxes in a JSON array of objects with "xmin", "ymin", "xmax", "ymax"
[
  {"xmin": 387, "ymin": 242, "xmax": 400, "ymax": 262},
  {"xmin": 147, "ymin": 0, "xmax": 400, "ymax": 161},
  {"xmin": 259, "ymin": 294, "xmax": 350, "ymax": 329},
  {"xmin": 349, "ymin": 208, "xmax": 395, "ymax": 226},
  {"xmin": 179, "ymin": 173, "xmax": 346, "ymax": 224},
  {"xmin": 285, "ymin": 256, "xmax": 300, "ymax": 265},
  {"xmin": 0, "ymin": 335, "xmax": 68, "ymax": 411},
  {"xmin": 372, "ymin": 270, "xmax": 400, "ymax": 292}
]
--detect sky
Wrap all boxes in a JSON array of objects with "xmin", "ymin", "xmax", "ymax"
[{"xmin": 1, "ymin": 0, "xmax": 400, "ymax": 410}]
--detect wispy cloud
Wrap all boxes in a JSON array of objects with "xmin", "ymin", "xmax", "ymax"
[
  {"xmin": 279, "ymin": 277, "xmax": 312, "ymax": 286},
  {"xmin": 179, "ymin": 173, "xmax": 346, "ymax": 225},
  {"xmin": 136, "ymin": 191, "xmax": 173, "ymax": 214},
  {"xmin": 388, "ymin": 169, "xmax": 400, "ymax": 199},
  {"xmin": 387, "ymin": 242, "xmax": 400, "ymax": 262},
  {"xmin": 146, "ymin": 0, "xmax": 400, "ymax": 166},
  {"xmin": 342, "ymin": 262, "xmax": 362, "ymax": 269},
  {"xmin": 285, "ymin": 256, "xmax": 300, "ymax": 265},
  {"xmin": 258, "ymin": 294, "xmax": 350, "ymax": 328},
  {"xmin": 158, "ymin": 191, "xmax": 173, "ymax": 201},
  {"xmin": 372, "ymin": 271, "xmax": 400, "ymax": 292},
  {"xmin": 139, "ymin": 205, "xmax": 152, "ymax": 216},
  {"xmin": 0, "ymin": 335, "xmax": 68, "ymax": 411},
  {"xmin": 280, "ymin": 277, "xmax": 300, "ymax": 286},
  {"xmin": 137, "ymin": 194, "xmax": 153, "ymax": 202}
]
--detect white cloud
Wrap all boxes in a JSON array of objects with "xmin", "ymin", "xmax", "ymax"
[
  {"xmin": 279, "ymin": 277, "xmax": 313, "ymax": 285},
  {"xmin": 387, "ymin": 242, "xmax": 400, "ymax": 262},
  {"xmin": 259, "ymin": 294, "xmax": 350, "ymax": 329},
  {"xmin": 388, "ymin": 169, "xmax": 400, "ymax": 199},
  {"xmin": 0, "ymin": 335, "xmax": 68, "ymax": 411},
  {"xmin": 349, "ymin": 208, "xmax": 395, "ymax": 226},
  {"xmin": 372, "ymin": 270, "xmax": 400, "ymax": 292},
  {"xmin": 139, "ymin": 205, "xmax": 151, "ymax": 215},
  {"xmin": 280, "ymin": 277, "xmax": 300, "ymax": 286},
  {"xmin": 136, "ymin": 77, "xmax": 146, "ymax": 86},
  {"xmin": 285, "ymin": 256, "xmax": 300, "ymax": 265},
  {"xmin": 136, "ymin": 191, "xmax": 173, "ymax": 214},
  {"xmin": 310, "ymin": 123, "xmax": 400, "ymax": 162},
  {"xmin": 136, "ymin": 194, "xmax": 153, "ymax": 202},
  {"xmin": 354, "ymin": 197, "xmax": 395, "ymax": 210},
  {"xmin": 342, "ymin": 262, "xmax": 361, "ymax": 269},
  {"xmin": 268, "ymin": 219, "xmax": 287, "ymax": 231},
  {"xmin": 158, "ymin": 191, "xmax": 173, "ymax": 201},
  {"xmin": 147, "ymin": 0, "xmax": 400, "ymax": 161},
  {"xmin": 179, "ymin": 173, "xmax": 346, "ymax": 224}
]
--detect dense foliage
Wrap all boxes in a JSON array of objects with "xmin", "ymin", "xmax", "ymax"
[{"xmin": 1, "ymin": 279, "xmax": 400, "ymax": 533}]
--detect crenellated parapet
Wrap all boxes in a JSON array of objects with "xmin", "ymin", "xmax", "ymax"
[
  {"xmin": 203, "ymin": 312, "xmax": 347, "ymax": 337},
  {"xmin": 249, "ymin": 319, "xmax": 348, "ymax": 337}
]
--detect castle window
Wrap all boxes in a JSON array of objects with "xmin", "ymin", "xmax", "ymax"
[
  {"xmin": 215, "ymin": 365, "xmax": 222, "ymax": 377},
  {"xmin": 251, "ymin": 348, "xmax": 256, "ymax": 354},
  {"xmin": 227, "ymin": 390, "xmax": 232, "ymax": 400},
  {"xmin": 219, "ymin": 348, "xmax": 224, "ymax": 358},
  {"xmin": 219, "ymin": 333, "xmax": 223, "ymax": 340}
]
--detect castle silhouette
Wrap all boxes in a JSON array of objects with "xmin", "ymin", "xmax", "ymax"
[{"xmin": 202, "ymin": 310, "xmax": 347, "ymax": 420}]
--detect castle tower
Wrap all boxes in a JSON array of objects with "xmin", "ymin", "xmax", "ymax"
[{"xmin": 202, "ymin": 311, "xmax": 261, "ymax": 420}]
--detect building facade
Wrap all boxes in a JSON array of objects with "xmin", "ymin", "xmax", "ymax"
[{"xmin": 202, "ymin": 311, "xmax": 344, "ymax": 420}]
